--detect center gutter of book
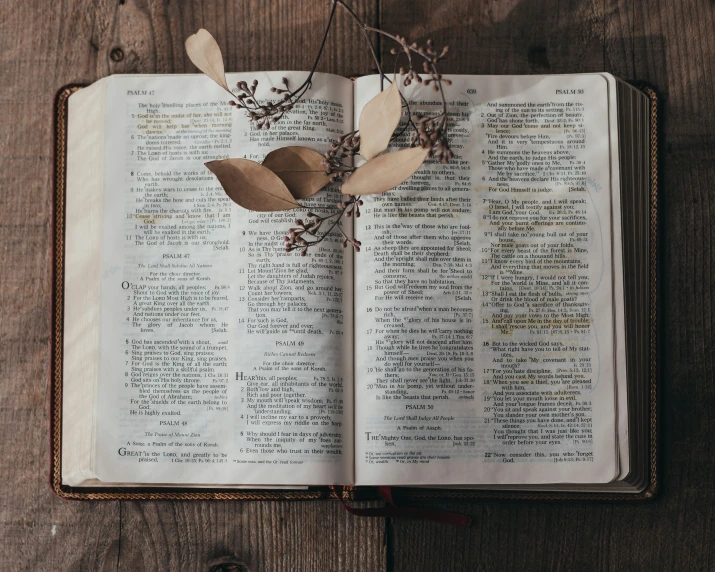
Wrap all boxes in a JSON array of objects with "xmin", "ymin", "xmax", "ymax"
[{"xmin": 62, "ymin": 10, "xmax": 651, "ymax": 496}]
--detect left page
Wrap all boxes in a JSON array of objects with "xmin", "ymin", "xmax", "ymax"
[{"xmin": 91, "ymin": 72, "xmax": 354, "ymax": 485}]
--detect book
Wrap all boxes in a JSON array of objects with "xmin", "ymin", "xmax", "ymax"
[{"xmin": 51, "ymin": 71, "xmax": 658, "ymax": 500}]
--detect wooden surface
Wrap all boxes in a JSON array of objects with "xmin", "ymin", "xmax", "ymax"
[{"xmin": 1, "ymin": 0, "xmax": 713, "ymax": 570}]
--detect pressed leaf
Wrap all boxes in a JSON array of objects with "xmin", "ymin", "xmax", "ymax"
[
  {"xmin": 185, "ymin": 29, "xmax": 231, "ymax": 94},
  {"xmin": 262, "ymin": 146, "xmax": 330, "ymax": 199},
  {"xmin": 358, "ymin": 80, "xmax": 403, "ymax": 160},
  {"xmin": 205, "ymin": 158, "xmax": 300, "ymax": 212},
  {"xmin": 341, "ymin": 146, "xmax": 429, "ymax": 196}
]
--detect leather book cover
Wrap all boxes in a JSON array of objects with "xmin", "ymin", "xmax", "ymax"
[{"xmin": 50, "ymin": 83, "xmax": 659, "ymax": 502}]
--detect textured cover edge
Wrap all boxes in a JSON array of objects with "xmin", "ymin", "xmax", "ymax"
[{"xmin": 50, "ymin": 82, "xmax": 659, "ymax": 502}]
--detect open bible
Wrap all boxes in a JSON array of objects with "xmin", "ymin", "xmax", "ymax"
[{"xmin": 52, "ymin": 71, "xmax": 657, "ymax": 499}]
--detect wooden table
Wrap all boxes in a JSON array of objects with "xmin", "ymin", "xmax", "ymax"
[{"xmin": 2, "ymin": 1, "xmax": 713, "ymax": 570}]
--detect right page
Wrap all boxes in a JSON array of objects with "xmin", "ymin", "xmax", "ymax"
[{"xmin": 353, "ymin": 74, "xmax": 618, "ymax": 486}]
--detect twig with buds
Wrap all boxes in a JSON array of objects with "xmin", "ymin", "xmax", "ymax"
[{"xmin": 189, "ymin": 0, "xmax": 454, "ymax": 255}]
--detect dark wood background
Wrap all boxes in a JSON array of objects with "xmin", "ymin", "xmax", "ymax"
[{"xmin": 1, "ymin": 0, "xmax": 713, "ymax": 570}]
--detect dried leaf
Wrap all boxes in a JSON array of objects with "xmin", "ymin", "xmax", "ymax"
[
  {"xmin": 341, "ymin": 146, "xmax": 429, "ymax": 196},
  {"xmin": 262, "ymin": 146, "xmax": 330, "ymax": 199},
  {"xmin": 205, "ymin": 158, "xmax": 300, "ymax": 211},
  {"xmin": 358, "ymin": 80, "xmax": 403, "ymax": 160},
  {"xmin": 185, "ymin": 29, "xmax": 231, "ymax": 94}
]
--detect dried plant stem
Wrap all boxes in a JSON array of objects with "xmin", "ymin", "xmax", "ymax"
[
  {"xmin": 282, "ymin": 1, "xmax": 338, "ymax": 100},
  {"xmin": 228, "ymin": 1, "xmax": 339, "ymax": 126},
  {"xmin": 284, "ymin": 196, "xmax": 363, "ymax": 255},
  {"xmin": 331, "ymin": 0, "xmax": 385, "ymax": 81},
  {"xmin": 224, "ymin": 0, "xmax": 453, "ymax": 255},
  {"xmin": 333, "ymin": 0, "xmax": 449, "ymax": 127}
]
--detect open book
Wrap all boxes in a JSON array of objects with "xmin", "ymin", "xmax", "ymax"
[{"xmin": 56, "ymin": 71, "xmax": 656, "ymax": 497}]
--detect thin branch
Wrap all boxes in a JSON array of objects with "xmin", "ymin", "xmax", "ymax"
[
  {"xmin": 288, "ymin": 1, "xmax": 338, "ymax": 97},
  {"xmin": 226, "ymin": 0, "xmax": 454, "ymax": 255},
  {"xmin": 332, "ymin": 0, "xmax": 384, "ymax": 81}
]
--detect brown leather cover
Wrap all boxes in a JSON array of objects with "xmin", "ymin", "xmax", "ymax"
[{"xmin": 50, "ymin": 83, "xmax": 659, "ymax": 501}]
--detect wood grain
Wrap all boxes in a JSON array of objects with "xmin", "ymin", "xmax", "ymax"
[
  {"xmin": 0, "ymin": 1, "xmax": 383, "ymax": 571},
  {"xmin": 2, "ymin": 0, "xmax": 714, "ymax": 569},
  {"xmin": 379, "ymin": 0, "xmax": 715, "ymax": 570}
]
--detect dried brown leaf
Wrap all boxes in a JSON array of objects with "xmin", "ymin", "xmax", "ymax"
[
  {"xmin": 358, "ymin": 80, "xmax": 402, "ymax": 160},
  {"xmin": 341, "ymin": 146, "xmax": 429, "ymax": 196},
  {"xmin": 262, "ymin": 146, "xmax": 330, "ymax": 199},
  {"xmin": 185, "ymin": 29, "xmax": 231, "ymax": 94},
  {"xmin": 205, "ymin": 158, "xmax": 300, "ymax": 211}
]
